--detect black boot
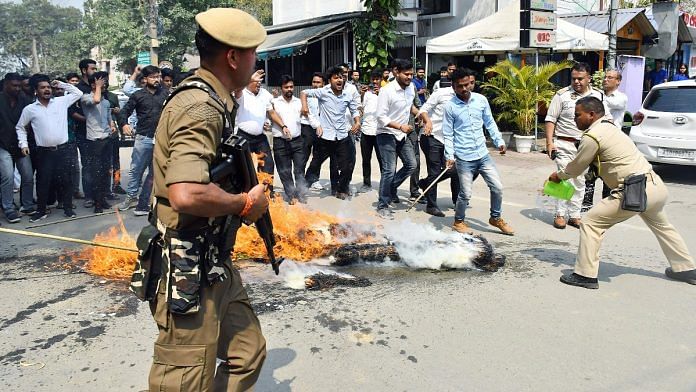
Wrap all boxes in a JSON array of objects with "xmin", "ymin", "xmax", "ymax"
[
  {"xmin": 560, "ymin": 273, "xmax": 599, "ymax": 289},
  {"xmin": 665, "ymin": 268, "xmax": 696, "ymax": 285}
]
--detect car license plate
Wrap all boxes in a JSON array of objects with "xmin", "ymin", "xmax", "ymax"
[{"xmin": 658, "ymin": 148, "xmax": 696, "ymax": 160}]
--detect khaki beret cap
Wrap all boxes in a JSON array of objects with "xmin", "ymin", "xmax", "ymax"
[{"xmin": 195, "ymin": 8, "xmax": 266, "ymax": 49}]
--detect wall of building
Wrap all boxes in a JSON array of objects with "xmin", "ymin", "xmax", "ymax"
[{"xmin": 272, "ymin": 0, "xmax": 365, "ymax": 25}]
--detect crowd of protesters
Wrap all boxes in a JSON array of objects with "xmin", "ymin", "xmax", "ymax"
[{"xmin": 0, "ymin": 56, "xmax": 514, "ymax": 235}]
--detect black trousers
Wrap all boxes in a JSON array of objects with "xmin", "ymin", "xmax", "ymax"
[
  {"xmin": 111, "ymin": 133, "xmax": 121, "ymax": 187},
  {"xmin": 88, "ymin": 137, "xmax": 112, "ymax": 207},
  {"xmin": 237, "ymin": 130, "xmax": 274, "ymax": 175},
  {"xmin": 35, "ymin": 144, "xmax": 73, "ymax": 213},
  {"xmin": 407, "ymin": 128, "xmax": 421, "ymax": 196},
  {"xmin": 300, "ymin": 124, "xmax": 316, "ymax": 173},
  {"xmin": 305, "ymin": 137, "xmax": 351, "ymax": 194},
  {"xmin": 359, "ymin": 134, "xmax": 382, "ymax": 187},
  {"xmin": 272, "ymin": 136, "xmax": 306, "ymax": 200},
  {"xmin": 582, "ymin": 176, "xmax": 611, "ymax": 212},
  {"xmin": 419, "ymin": 135, "xmax": 460, "ymax": 208}
]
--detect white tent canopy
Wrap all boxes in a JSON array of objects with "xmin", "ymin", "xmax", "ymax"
[{"xmin": 426, "ymin": 2, "xmax": 608, "ymax": 54}]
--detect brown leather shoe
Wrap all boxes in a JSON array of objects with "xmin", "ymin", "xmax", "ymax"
[
  {"xmin": 452, "ymin": 220, "xmax": 470, "ymax": 234},
  {"xmin": 567, "ymin": 217, "xmax": 582, "ymax": 228},
  {"xmin": 489, "ymin": 217, "xmax": 514, "ymax": 236},
  {"xmin": 553, "ymin": 216, "xmax": 567, "ymax": 229}
]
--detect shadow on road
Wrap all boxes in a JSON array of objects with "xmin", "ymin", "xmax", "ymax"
[
  {"xmin": 524, "ymin": 247, "xmax": 668, "ymax": 282},
  {"xmin": 653, "ymin": 164, "xmax": 696, "ymax": 186},
  {"xmin": 256, "ymin": 348, "xmax": 297, "ymax": 391}
]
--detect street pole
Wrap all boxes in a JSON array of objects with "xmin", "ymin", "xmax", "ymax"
[
  {"xmin": 148, "ymin": 0, "xmax": 159, "ymax": 66},
  {"xmin": 607, "ymin": 0, "xmax": 619, "ymax": 69}
]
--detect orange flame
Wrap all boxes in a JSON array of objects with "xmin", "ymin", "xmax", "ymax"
[{"xmin": 75, "ymin": 211, "xmax": 137, "ymax": 280}]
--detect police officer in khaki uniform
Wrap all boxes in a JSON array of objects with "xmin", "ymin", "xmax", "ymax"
[
  {"xmin": 545, "ymin": 62, "xmax": 608, "ymax": 230},
  {"xmin": 548, "ymin": 96, "xmax": 696, "ymax": 289},
  {"xmin": 148, "ymin": 8, "xmax": 269, "ymax": 391}
]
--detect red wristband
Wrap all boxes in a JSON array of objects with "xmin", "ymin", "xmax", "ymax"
[{"xmin": 239, "ymin": 192, "xmax": 254, "ymax": 217}]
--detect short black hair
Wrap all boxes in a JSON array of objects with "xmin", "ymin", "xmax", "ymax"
[
  {"xmin": 416, "ymin": 65, "xmax": 425, "ymax": 72},
  {"xmin": 451, "ymin": 67, "xmax": 475, "ymax": 83},
  {"xmin": 311, "ymin": 72, "xmax": 325, "ymax": 83},
  {"xmin": 4, "ymin": 72, "xmax": 22, "ymax": 82},
  {"xmin": 140, "ymin": 65, "xmax": 160, "ymax": 78},
  {"xmin": 78, "ymin": 59, "xmax": 96, "ymax": 72},
  {"xmin": 280, "ymin": 74, "xmax": 294, "ymax": 85},
  {"xmin": 65, "ymin": 72, "xmax": 79, "ymax": 80},
  {"xmin": 571, "ymin": 62, "xmax": 591, "ymax": 74},
  {"xmin": 392, "ymin": 58, "xmax": 413, "ymax": 72},
  {"xmin": 576, "ymin": 96, "xmax": 605, "ymax": 116},
  {"xmin": 161, "ymin": 68, "xmax": 174, "ymax": 79},
  {"xmin": 29, "ymin": 74, "xmax": 50, "ymax": 90},
  {"xmin": 325, "ymin": 66, "xmax": 343, "ymax": 81},
  {"xmin": 447, "ymin": 62, "xmax": 456, "ymax": 67},
  {"xmin": 370, "ymin": 69, "xmax": 382, "ymax": 79},
  {"xmin": 439, "ymin": 66, "xmax": 448, "ymax": 72},
  {"xmin": 351, "ymin": 69, "xmax": 360, "ymax": 75},
  {"xmin": 88, "ymin": 71, "xmax": 109, "ymax": 85},
  {"xmin": 195, "ymin": 27, "xmax": 230, "ymax": 62}
]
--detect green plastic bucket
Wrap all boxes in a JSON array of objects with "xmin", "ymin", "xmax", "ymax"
[{"xmin": 543, "ymin": 180, "xmax": 575, "ymax": 200}]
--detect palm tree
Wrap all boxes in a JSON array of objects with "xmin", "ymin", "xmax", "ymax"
[{"xmin": 482, "ymin": 60, "xmax": 572, "ymax": 136}]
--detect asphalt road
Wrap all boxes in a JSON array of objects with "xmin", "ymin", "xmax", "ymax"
[{"xmin": 1, "ymin": 145, "xmax": 695, "ymax": 391}]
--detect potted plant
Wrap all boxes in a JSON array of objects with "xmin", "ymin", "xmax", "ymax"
[{"xmin": 482, "ymin": 60, "xmax": 572, "ymax": 153}]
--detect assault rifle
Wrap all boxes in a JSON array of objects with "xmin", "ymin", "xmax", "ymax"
[{"xmin": 211, "ymin": 135, "xmax": 283, "ymax": 275}]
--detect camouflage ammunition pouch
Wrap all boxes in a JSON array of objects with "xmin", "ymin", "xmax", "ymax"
[
  {"xmin": 130, "ymin": 224, "xmax": 164, "ymax": 301},
  {"xmin": 162, "ymin": 225, "xmax": 231, "ymax": 315}
]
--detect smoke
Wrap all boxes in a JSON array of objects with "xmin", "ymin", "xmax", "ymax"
[
  {"xmin": 280, "ymin": 259, "xmax": 355, "ymax": 290},
  {"xmin": 381, "ymin": 220, "xmax": 483, "ymax": 270}
]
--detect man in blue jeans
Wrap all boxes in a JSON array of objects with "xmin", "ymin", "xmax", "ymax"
[
  {"xmin": 442, "ymin": 68, "xmax": 514, "ymax": 235},
  {"xmin": 117, "ymin": 65, "xmax": 167, "ymax": 216},
  {"xmin": 375, "ymin": 58, "xmax": 423, "ymax": 220}
]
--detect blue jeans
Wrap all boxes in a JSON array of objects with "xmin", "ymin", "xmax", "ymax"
[
  {"xmin": 376, "ymin": 133, "xmax": 416, "ymax": 210},
  {"xmin": 126, "ymin": 135, "xmax": 154, "ymax": 209},
  {"xmin": 454, "ymin": 154, "xmax": 503, "ymax": 221},
  {"xmin": 0, "ymin": 147, "xmax": 34, "ymax": 214}
]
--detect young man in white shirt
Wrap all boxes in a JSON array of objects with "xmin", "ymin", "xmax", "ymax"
[
  {"xmin": 235, "ymin": 72, "xmax": 285, "ymax": 193},
  {"xmin": 271, "ymin": 75, "xmax": 318, "ymax": 204},
  {"xmin": 375, "ymin": 59, "xmax": 422, "ymax": 219},
  {"xmin": 81, "ymin": 71, "xmax": 116, "ymax": 213},
  {"xmin": 301, "ymin": 66, "xmax": 361, "ymax": 200},
  {"xmin": 358, "ymin": 70, "xmax": 384, "ymax": 192},
  {"xmin": 417, "ymin": 84, "xmax": 460, "ymax": 217},
  {"xmin": 16, "ymin": 74, "xmax": 83, "ymax": 221}
]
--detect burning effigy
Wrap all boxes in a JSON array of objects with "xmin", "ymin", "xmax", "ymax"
[{"xmin": 72, "ymin": 197, "xmax": 505, "ymax": 285}]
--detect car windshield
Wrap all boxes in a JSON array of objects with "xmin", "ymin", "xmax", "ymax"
[{"xmin": 644, "ymin": 86, "xmax": 696, "ymax": 113}]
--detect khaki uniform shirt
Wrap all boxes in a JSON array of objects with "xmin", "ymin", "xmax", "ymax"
[
  {"xmin": 152, "ymin": 68, "xmax": 237, "ymax": 230},
  {"xmin": 545, "ymin": 86, "xmax": 606, "ymax": 139},
  {"xmin": 558, "ymin": 119, "xmax": 652, "ymax": 189}
]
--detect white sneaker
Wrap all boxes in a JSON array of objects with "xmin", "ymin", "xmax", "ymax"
[
  {"xmin": 133, "ymin": 209, "xmax": 149, "ymax": 216},
  {"xmin": 310, "ymin": 181, "xmax": 325, "ymax": 191}
]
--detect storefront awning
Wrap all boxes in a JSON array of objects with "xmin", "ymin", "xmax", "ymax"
[{"xmin": 257, "ymin": 21, "xmax": 347, "ymax": 60}]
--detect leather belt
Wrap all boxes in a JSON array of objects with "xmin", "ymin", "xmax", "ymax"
[
  {"xmin": 556, "ymin": 136, "xmax": 579, "ymax": 143},
  {"xmin": 38, "ymin": 142, "xmax": 69, "ymax": 151}
]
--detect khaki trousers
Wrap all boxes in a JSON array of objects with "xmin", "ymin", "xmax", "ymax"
[
  {"xmin": 148, "ymin": 263, "xmax": 266, "ymax": 392},
  {"xmin": 554, "ymin": 139, "xmax": 587, "ymax": 219},
  {"xmin": 575, "ymin": 172, "xmax": 695, "ymax": 278}
]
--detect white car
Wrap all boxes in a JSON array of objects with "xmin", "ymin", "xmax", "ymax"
[{"xmin": 630, "ymin": 80, "xmax": 696, "ymax": 166}]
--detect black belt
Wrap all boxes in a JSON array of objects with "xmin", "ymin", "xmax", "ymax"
[
  {"xmin": 556, "ymin": 136, "xmax": 579, "ymax": 143},
  {"xmin": 237, "ymin": 129, "xmax": 265, "ymax": 139},
  {"xmin": 273, "ymin": 135, "xmax": 301, "ymax": 141},
  {"xmin": 38, "ymin": 142, "xmax": 69, "ymax": 151}
]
